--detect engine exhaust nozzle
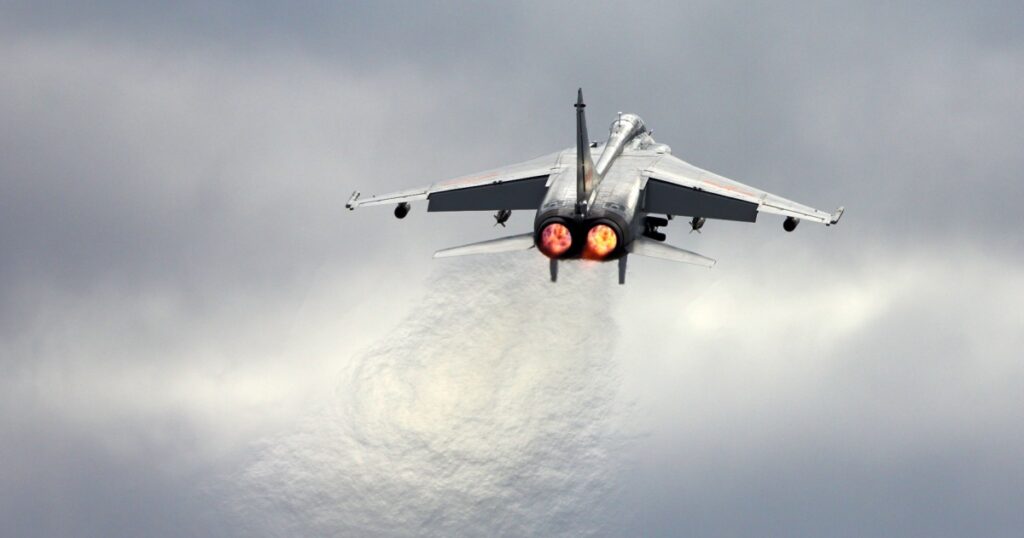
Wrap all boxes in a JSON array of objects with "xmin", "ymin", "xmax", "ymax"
[
  {"xmin": 538, "ymin": 222, "xmax": 573, "ymax": 258},
  {"xmin": 584, "ymin": 224, "xmax": 618, "ymax": 259}
]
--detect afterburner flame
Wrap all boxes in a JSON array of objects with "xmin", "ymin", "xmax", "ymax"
[
  {"xmin": 585, "ymin": 224, "xmax": 618, "ymax": 259},
  {"xmin": 539, "ymin": 223, "xmax": 572, "ymax": 258}
]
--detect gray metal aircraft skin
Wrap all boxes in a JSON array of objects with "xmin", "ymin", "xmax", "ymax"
[{"xmin": 346, "ymin": 90, "xmax": 843, "ymax": 284}]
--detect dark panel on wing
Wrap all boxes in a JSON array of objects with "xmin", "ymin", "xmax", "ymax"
[
  {"xmin": 427, "ymin": 176, "xmax": 550, "ymax": 212},
  {"xmin": 643, "ymin": 179, "xmax": 758, "ymax": 222}
]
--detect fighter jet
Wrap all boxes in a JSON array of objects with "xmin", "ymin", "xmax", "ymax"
[{"xmin": 346, "ymin": 90, "xmax": 843, "ymax": 284}]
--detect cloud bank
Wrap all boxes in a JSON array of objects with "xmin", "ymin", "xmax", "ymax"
[{"xmin": 2, "ymin": 2, "xmax": 1023, "ymax": 536}]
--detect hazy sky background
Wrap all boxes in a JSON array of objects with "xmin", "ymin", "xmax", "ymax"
[{"xmin": 2, "ymin": 2, "xmax": 1023, "ymax": 536}]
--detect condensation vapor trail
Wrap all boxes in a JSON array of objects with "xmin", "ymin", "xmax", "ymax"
[{"xmin": 233, "ymin": 256, "xmax": 626, "ymax": 537}]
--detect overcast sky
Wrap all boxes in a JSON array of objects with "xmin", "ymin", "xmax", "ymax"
[{"xmin": 2, "ymin": 2, "xmax": 1023, "ymax": 536}]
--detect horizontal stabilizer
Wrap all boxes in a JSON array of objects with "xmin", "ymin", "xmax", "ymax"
[
  {"xmin": 628, "ymin": 237, "xmax": 716, "ymax": 268},
  {"xmin": 433, "ymin": 233, "xmax": 535, "ymax": 258}
]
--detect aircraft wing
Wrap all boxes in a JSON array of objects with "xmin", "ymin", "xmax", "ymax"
[
  {"xmin": 346, "ymin": 151, "xmax": 566, "ymax": 212},
  {"xmin": 643, "ymin": 154, "xmax": 844, "ymax": 225}
]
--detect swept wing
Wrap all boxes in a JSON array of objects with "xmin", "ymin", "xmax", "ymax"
[
  {"xmin": 643, "ymin": 154, "xmax": 844, "ymax": 225},
  {"xmin": 346, "ymin": 151, "xmax": 567, "ymax": 212}
]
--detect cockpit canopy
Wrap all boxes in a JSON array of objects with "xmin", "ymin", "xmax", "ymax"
[
  {"xmin": 608, "ymin": 113, "xmax": 647, "ymax": 141},
  {"xmin": 594, "ymin": 113, "xmax": 652, "ymax": 176}
]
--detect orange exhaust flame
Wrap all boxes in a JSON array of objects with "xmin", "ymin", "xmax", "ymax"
[
  {"xmin": 539, "ymin": 222, "xmax": 572, "ymax": 258},
  {"xmin": 584, "ymin": 224, "xmax": 618, "ymax": 259}
]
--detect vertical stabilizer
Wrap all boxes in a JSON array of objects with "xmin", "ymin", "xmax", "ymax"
[{"xmin": 574, "ymin": 88, "xmax": 595, "ymax": 216}]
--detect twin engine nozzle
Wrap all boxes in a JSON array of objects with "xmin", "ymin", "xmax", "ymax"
[
  {"xmin": 537, "ymin": 220, "xmax": 621, "ymax": 260},
  {"xmin": 539, "ymin": 222, "xmax": 573, "ymax": 257}
]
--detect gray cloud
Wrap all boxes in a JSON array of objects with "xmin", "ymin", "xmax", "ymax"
[
  {"xmin": 613, "ymin": 247, "xmax": 1024, "ymax": 535},
  {"xmin": 2, "ymin": 2, "xmax": 1023, "ymax": 536}
]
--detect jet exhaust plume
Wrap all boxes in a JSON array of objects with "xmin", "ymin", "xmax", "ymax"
[{"xmin": 230, "ymin": 257, "xmax": 627, "ymax": 536}]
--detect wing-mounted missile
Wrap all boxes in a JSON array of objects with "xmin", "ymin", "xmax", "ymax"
[
  {"xmin": 493, "ymin": 209, "xmax": 511, "ymax": 227},
  {"xmin": 783, "ymin": 216, "xmax": 799, "ymax": 232},
  {"xmin": 394, "ymin": 202, "xmax": 411, "ymax": 219},
  {"xmin": 690, "ymin": 216, "xmax": 705, "ymax": 233}
]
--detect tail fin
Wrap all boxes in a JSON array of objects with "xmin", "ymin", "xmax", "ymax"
[{"xmin": 575, "ymin": 88, "xmax": 595, "ymax": 216}]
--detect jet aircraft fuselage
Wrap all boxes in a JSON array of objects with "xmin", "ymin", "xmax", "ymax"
[
  {"xmin": 534, "ymin": 112, "xmax": 659, "ymax": 261},
  {"xmin": 346, "ymin": 90, "xmax": 843, "ymax": 284}
]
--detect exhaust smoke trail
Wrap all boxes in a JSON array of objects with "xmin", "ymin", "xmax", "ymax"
[{"xmin": 233, "ymin": 256, "xmax": 627, "ymax": 536}]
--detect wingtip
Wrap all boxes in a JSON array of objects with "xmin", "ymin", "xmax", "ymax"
[
  {"xmin": 432, "ymin": 248, "xmax": 460, "ymax": 259},
  {"xmin": 829, "ymin": 206, "xmax": 845, "ymax": 225},
  {"xmin": 345, "ymin": 190, "xmax": 360, "ymax": 210}
]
